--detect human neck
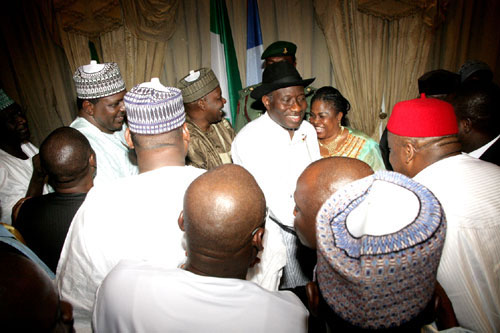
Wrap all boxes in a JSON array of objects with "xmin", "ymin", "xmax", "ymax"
[
  {"xmin": 54, "ymin": 177, "xmax": 93, "ymax": 194},
  {"xmin": 0, "ymin": 139, "xmax": 28, "ymax": 159},
  {"xmin": 184, "ymin": 255, "xmax": 248, "ymax": 280},
  {"xmin": 414, "ymin": 142, "xmax": 462, "ymax": 176},
  {"xmin": 462, "ymin": 131, "xmax": 496, "ymax": 153},
  {"xmin": 136, "ymin": 148, "xmax": 185, "ymax": 173},
  {"xmin": 187, "ymin": 112, "xmax": 211, "ymax": 132}
]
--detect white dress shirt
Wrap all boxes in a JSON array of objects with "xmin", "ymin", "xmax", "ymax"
[
  {"xmin": 70, "ymin": 117, "xmax": 138, "ymax": 185},
  {"xmin": 56, "ymin": 165, "xmax": 204, "ymax": 331},
  {"xmin": 414, "ymin": 154, "xmax": 500, "ymax": 332},
  {"xmin": 93, "ymin": 261, "xmax": 309, "ymax": 333}
]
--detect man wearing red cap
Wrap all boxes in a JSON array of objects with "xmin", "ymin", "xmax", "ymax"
[{"xmin": 387, "ymin": 94, "xmax": 500, "ymax": 332}]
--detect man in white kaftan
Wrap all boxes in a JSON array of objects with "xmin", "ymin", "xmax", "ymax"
[
  {"xmin": 413, "ymin": 154, "xmax": 500, "ymax": 332},
  {"xmin": 93, "ymin": 165, "xmax": 308, "ymax": 333},
  {"xmin": 69, "ymin": 118, "xmax": 137, "ymax": 185},
  {"xmin": 70, "ymin": 61, "xmax": 138, "ymax": 185},
  {"xmin": 387, "ymin": 94, "xmax": 500, "ymax": 332},
  {"xmin": 232, "ymin": 62, "xmax": 320, "ymax": 289},
  {"xmin": 93, "ymin": 261, "xmax": 308, "ymax": 333},
  {"xmin": 0, "ymin": 143, "xmax": 38, "ymax": 224}
]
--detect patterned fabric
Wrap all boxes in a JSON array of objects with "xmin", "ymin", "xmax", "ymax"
[
  {"xmin": 185, "ymin": 115, "xmax": 234, "ymax": 170},
  {"xmin": 73, "ymin": 62, "xmax": 126, "ymax": 99},
  {"xmin": 177, "ymin": 68, "xmax": 219, "ymax": 103},
  {"xmin": 125, "ymin": 85, "xmax": 185, "ymax": 134},
  {"xmin": 321, "ymin": 127, "xmax": 385, "ymax": 171},
  {"xmin": 0, "ymin": 89, "xmax": 14, "ymax": 111},
  {"xmin": 316, "ymin": 171, "xmax": 446, "ymax": 329}
]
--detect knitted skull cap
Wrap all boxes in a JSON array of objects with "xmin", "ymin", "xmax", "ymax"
[
  {"xmin": 74, "ymin": 61, "xmax": 126, "ymax": 99},
  {"xmin": 316, "ymin": 171, "xmax": 446, "ymax": 329},
  {"xmin": 0, "ymin": 89, "xmax": 15, "ymax": 111},
  {"xmin": 125, "ymin": 78, "xmax": 185, "ymax": 135},
  {"xmin": 387, "ymin": 93, "xmax": 458, "ymax": 137},
  {"xmin": 176, "ymin": 68, "xmax": 220, "ymax": 103}
]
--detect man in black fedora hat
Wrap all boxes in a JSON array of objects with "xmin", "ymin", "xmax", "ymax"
[
  {"xmin": 234, "ymin": 41, "xmax": 316, "ymax": 133},
  {"xmin": 231, "ymin": 61, "xmax": 321, "ymax": 290}
]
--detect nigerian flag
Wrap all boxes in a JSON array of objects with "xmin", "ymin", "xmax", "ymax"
[{"xmin": 210, "ymin": 0, "xmax": 242, "ymax": 124}]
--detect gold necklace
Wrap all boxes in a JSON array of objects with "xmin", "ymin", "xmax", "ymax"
[{"xmin": 319, "ymin": 126, "xmax": 345, "ymax": 155}]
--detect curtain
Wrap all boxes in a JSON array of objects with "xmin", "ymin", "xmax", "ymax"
[
  {"xmin": 0, "ymin": 0, "xmax": 76, "ymax": 146},
  {"xmin": 313, "ymin": 0, "xmax": 388, "ymax": 137},
  {"xmin": 384, "ymin": 15, "xmax": 433, "ymax": 122}
]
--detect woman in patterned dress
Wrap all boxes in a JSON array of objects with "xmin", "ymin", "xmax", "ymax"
[{"xmin": 309, "ymin": 86, "xmax": 385, "ymax": 171}]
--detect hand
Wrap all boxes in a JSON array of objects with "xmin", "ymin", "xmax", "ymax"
[{"xmin": 31, "ymin": 154, "xmax": 46, "ymax": 179}]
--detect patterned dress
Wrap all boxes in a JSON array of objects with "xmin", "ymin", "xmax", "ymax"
[{"xmin": 320, "ymin": 127, "xmax": 385, "ymax": 171}]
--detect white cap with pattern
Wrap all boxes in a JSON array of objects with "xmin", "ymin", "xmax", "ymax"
[
  {"xmin": 73, "ymin": 61, "xmax": 126, "ymax": 99},
  {"xmin": 125, "ymin": 78, "xmax": 185, "ymax": 135}
]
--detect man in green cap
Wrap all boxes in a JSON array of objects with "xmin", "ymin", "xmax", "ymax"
[
  {"xmin": 177, "ymin": 68, "xmax": 235, "ymax": 170},
  {"xmin": 234, "ymin": 41, "xmax": 316, "ymax": 132}
]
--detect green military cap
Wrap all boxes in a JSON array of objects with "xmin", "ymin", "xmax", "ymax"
[{"xmin": 261, "ymin": 41, "xmax": 297, "ymax": 59}]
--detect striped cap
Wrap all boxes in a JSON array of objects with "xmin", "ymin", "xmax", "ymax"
[
  {"xmin": 74, "ymin": 61, "xmax": 126, "ymax": 99},
  {"xmin": 0, "ymin": 89, "xmax": 15, "ymax": 111},
  {"xmin": 176, "ymin": 68, "xmax": 219, "ymax": 103},
  {"xmin": 125, "ymin": 78, "xmax": 185, "ymax": 135},
  {"xmin": 316, "ymin": 171, "xmax": 446, "ymax": 329}
]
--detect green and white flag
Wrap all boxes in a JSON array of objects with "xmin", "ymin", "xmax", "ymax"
[{"xmin": 210, "ymin": 0, "xmax": 242, "ymax": 124}]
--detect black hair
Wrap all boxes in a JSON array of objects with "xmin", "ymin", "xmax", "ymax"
[
  {"xmin": 311, "ymin": 86, "xmax": 350, "ymax": 126},
  {"xmin": 76, "ymin": 97, "xmax": 100, "ymax": 110}
]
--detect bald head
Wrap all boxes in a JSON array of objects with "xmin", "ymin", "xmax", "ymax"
[
  {"xmin": 294, "ymin": 157, "xmax": 373, "ymax": 249},
  {"xmin": 182, "ymin": 164, "xmax": 266, "ymax": 278},
  {"xmin": 0, "ymin": 249, "xmax": 74, "ymax": 332},
  {"xmin": 40, "ymin": 127, "xmax": 94, "ymax": 191}
]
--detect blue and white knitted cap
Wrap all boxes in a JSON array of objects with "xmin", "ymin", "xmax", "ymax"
[
  {"xmin": 0, "ymin": 89, "xmax": 15, "ymax": 111},
  {"xmin": 125, "ymin": 78, "xmax": 185, "ymax": 135},
  {"xmin": 73, "ymin": 61, "xmax": 126, "ymax": 99},
  {"xmin": 316, "ymin": 171, "xmax": 446, "ymax": 330}
]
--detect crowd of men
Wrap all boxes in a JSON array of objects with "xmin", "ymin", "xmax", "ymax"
[{"xmin": 0, "ymin": 41, "xmax": 499, "ymax": 332}]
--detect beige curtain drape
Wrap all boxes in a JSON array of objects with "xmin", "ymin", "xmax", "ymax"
[
  {"xmin": 1, "ymin": 1, "xmax": 76, "ymax": 146},
  {"xmin": 313, "ymin": 0, "xmax": 388, "ymax": 137},
  {"xmin": 56, "ymin": 0, "xmax": 334, "ymax": 91},
  {"xmin": 2, "ymin": 0, "xmax": 498, "ymax": 145},
  {"xmin": 384, "ymin": 15, "xmax": 432, "ymax": 123}
]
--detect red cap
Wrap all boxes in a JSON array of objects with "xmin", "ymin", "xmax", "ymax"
[{"xmin": 387, "ymin": 93, "xmax": 458, "ymax": 137}]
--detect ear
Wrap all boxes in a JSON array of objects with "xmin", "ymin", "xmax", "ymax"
[
  {"xmin": 178, "ymin": 210, "xmax": 185, "ymax": 231},
  {"xmin": 249, "ymin": 227, "xmax": 265, "ymax": 268},
  {"xmin": 460, "ymin": 118, "xmax": 472, "ymax": 134},
  {"xmin": 336, "ymin": 111, "xmax": 344, "ymax": 123},
  {"xmin": 306, "ymin": 281, "xmax": 320, "ymax": 317},
  {"xmin": 124, "ymin": 127, "xmax": 134, "ymax": 149},
  {"xmin": 82, "ymin": 100, "xmax": 94, "ymax": 116},
  {"xmin": 182, "ymin": 123, "xmax": 190, "ymax": 154},
  {"xmin": 261, "ymin": 95, "xmax": 272, "ymax": 111},
  {"xmin": 404, "ymin": 141, "xmax": 417, "ymax": 165},
  {"xmin": 89, "ymin": 151, "xmax": 97, "ymax": 169},
  {"xmin": 197, "ymin": 97, "xmax": 206, "ymax": 111},
  {"xmin": 251, "ymin": 227, "xmax": 265, "ymax": 252}
]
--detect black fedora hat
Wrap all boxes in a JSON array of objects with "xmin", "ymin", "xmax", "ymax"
[{"xmin": 250, "ymin": 62, "xmax": 315, "ymax": 100}]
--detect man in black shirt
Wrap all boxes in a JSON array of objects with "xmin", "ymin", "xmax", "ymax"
[{"xmin": 14, "ymin": 127, "xmax": 95, "ymax": 271}]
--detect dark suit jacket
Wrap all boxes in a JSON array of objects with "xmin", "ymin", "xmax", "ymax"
[{"xmin": 480, "ymin": 137, "xmax": 500, "ymax": 166}]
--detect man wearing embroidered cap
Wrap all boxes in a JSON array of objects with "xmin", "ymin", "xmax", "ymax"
[
  {"xmin": 0, "ymin": 89, "xmax": 48, "ymax": 224},
  {"xmin": 234, "ymin": 41, "xmax": 316, "ymax": 132},
  {"xmin": 387, "ymin": 94, "xmax": 500, "ymax": 332},
  {"xmin": 57, "ymin": 79, "xmax": 204, "ymax": 330},
  {"xmin": 71, "ymin": 61, "xmax": 138, "ymax": 185},
  {"xmin": 177, "ymin": 68, "xmax": 235, "ymax": 170},
  {"xmin": 232, "ymin": 61, "xmax": 320, "ymax": 289},
  {"xmin": 312, "ymin": 170, "xmax": 447, "ymax": 330}
]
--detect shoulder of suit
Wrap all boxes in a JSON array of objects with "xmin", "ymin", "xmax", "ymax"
[{"xmin": 238, "ymin": 83, "xmax": 262, "ymax": 99}]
